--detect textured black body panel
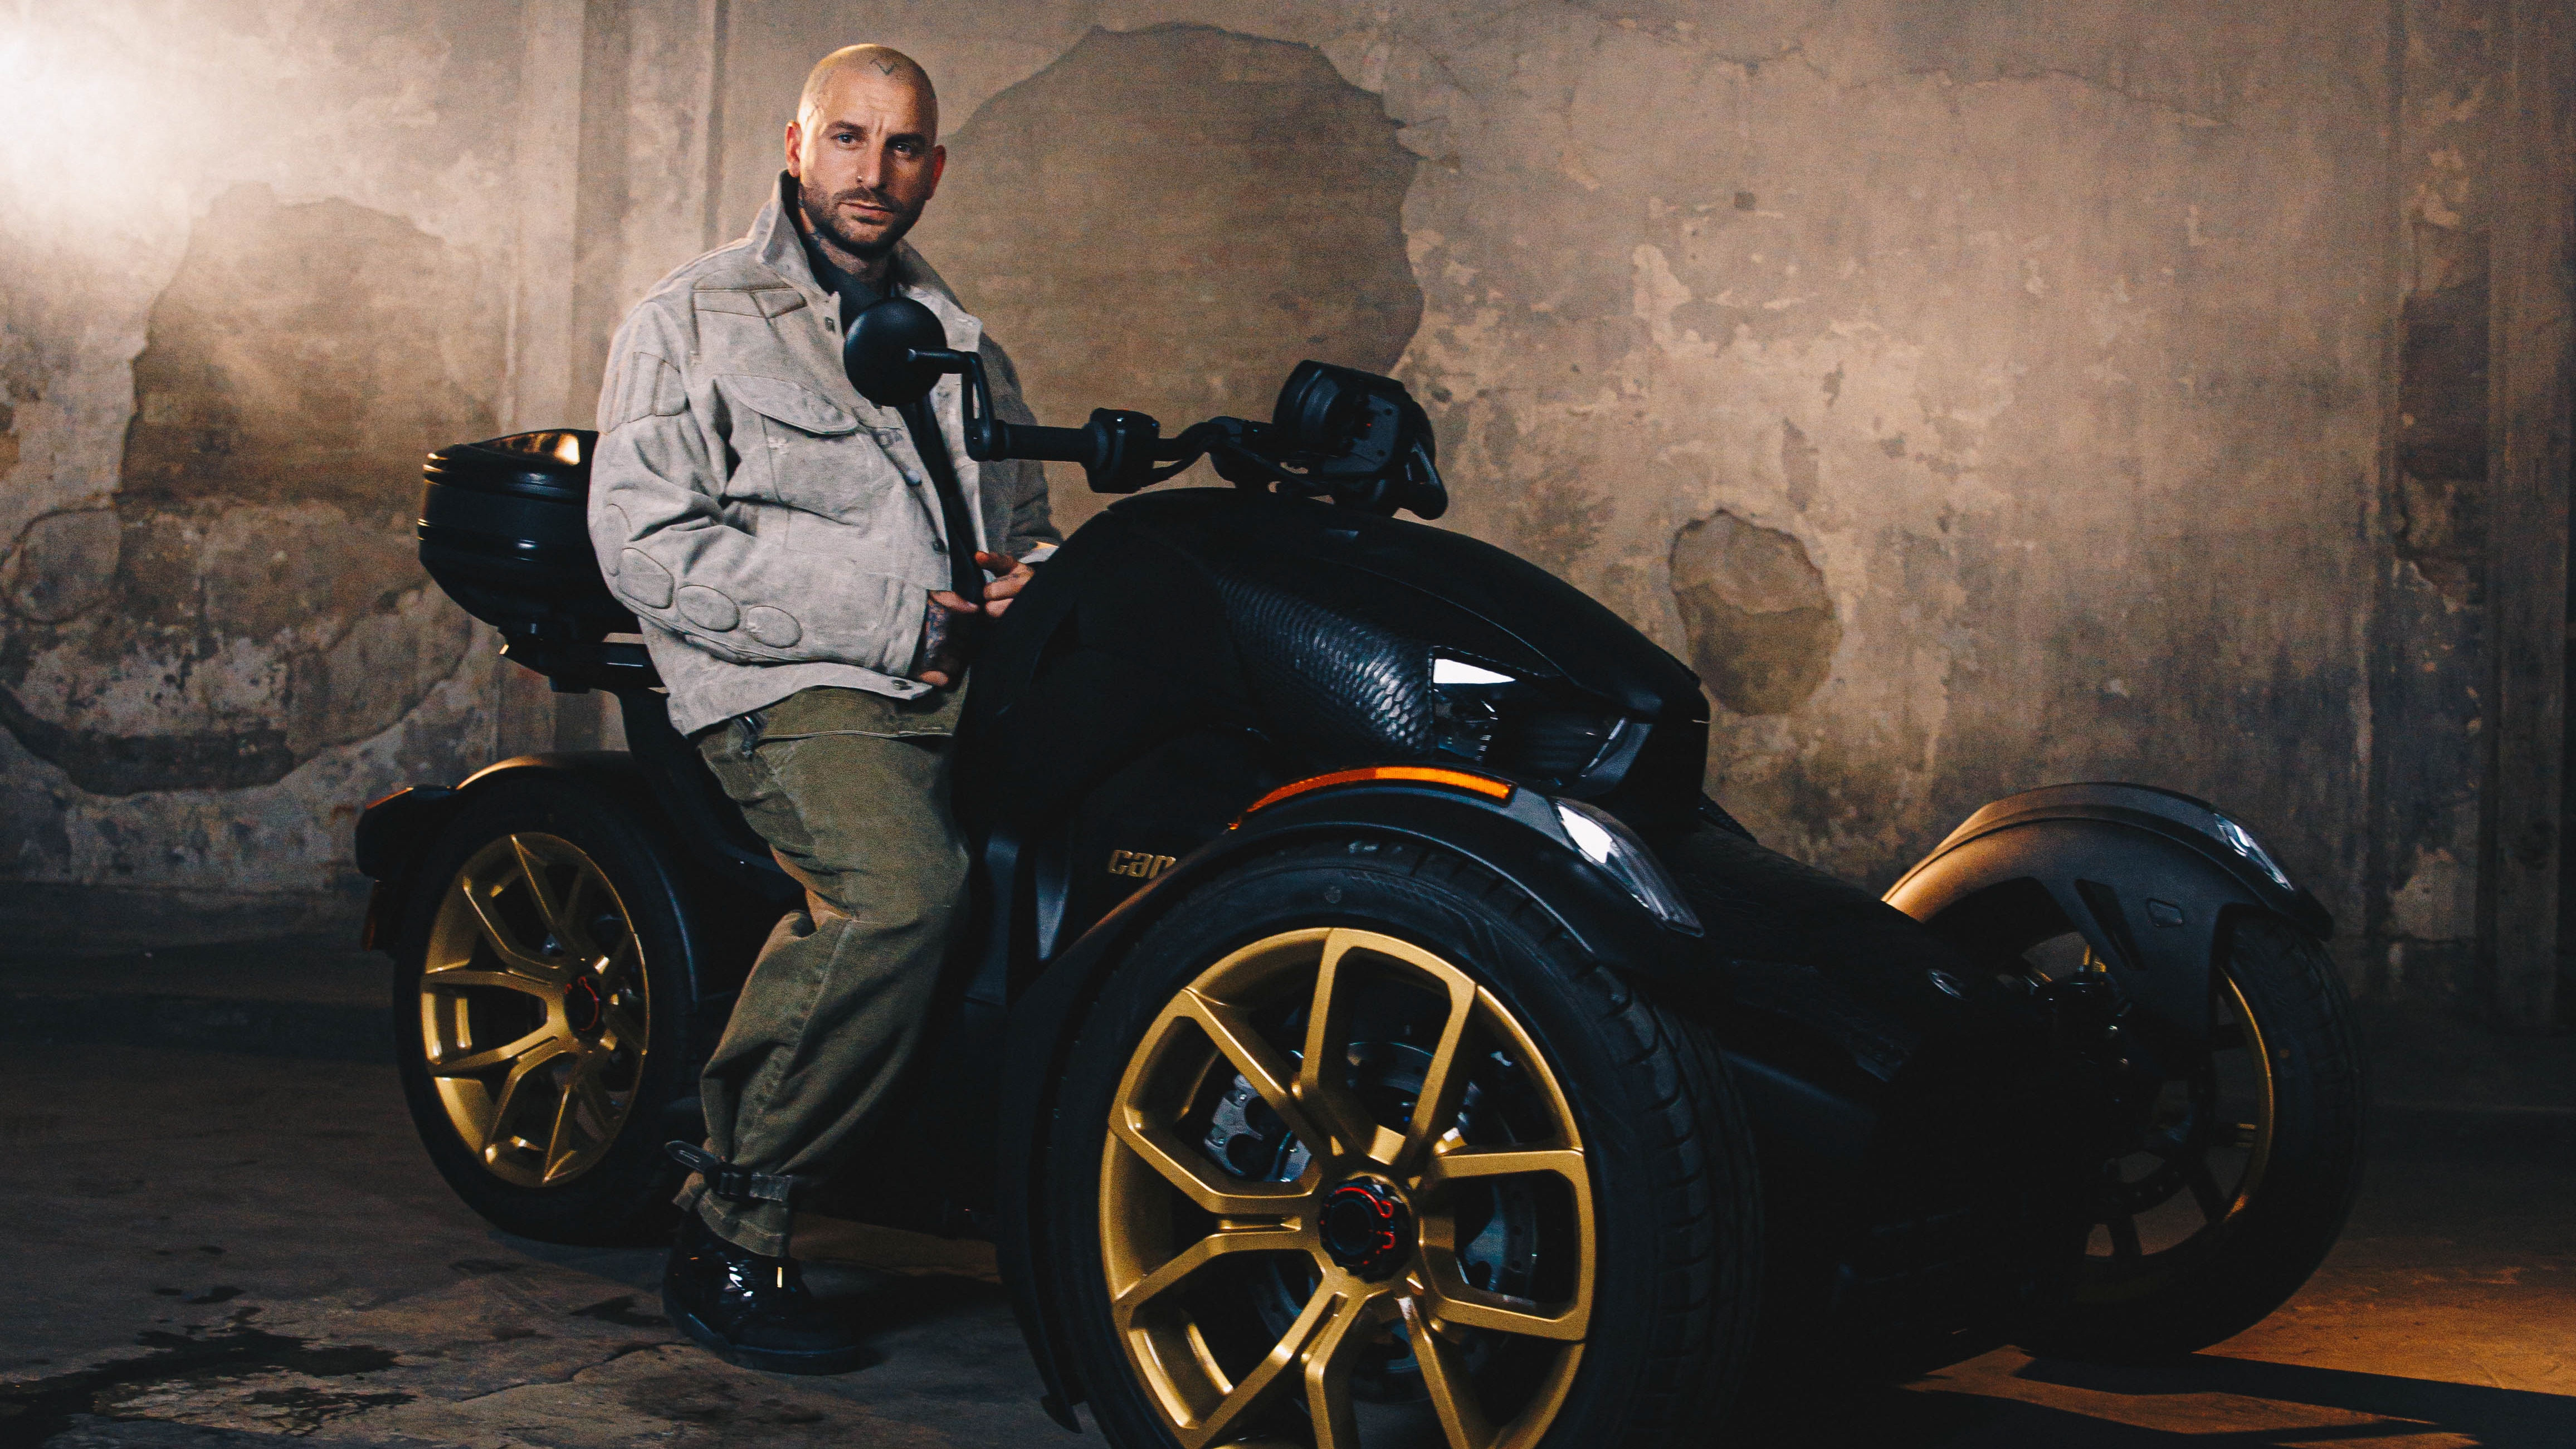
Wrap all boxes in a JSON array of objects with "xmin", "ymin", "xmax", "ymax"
[
  {"xmin": 1214, "ymin": 556, "xmax": 1437, "ymax": 759},
  {"xmin": 958, "ymin": 487, "xmax": 1713, "ymax": 841},
  {"xmin": 1114, "ymin": 488, "xmax": 1695, "ymax": 713}
]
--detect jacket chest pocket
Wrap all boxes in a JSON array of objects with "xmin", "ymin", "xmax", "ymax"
[{"xmin": 715, "ymin": 373, "xmax": 903, "ymax": 523}]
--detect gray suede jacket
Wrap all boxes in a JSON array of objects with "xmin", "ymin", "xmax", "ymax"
[{"xmin": 588, "ymin": 173, "xmax": 1059, "ymax": 736}]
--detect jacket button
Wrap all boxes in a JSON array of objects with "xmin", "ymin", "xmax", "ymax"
[{"xmin": 931, "ymin": 538, "xmax": 948, "ymax": 554}]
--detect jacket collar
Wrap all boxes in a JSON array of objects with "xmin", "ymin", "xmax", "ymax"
[{"xmin": 749, "ymin": 171, "xmax": 981, "ymax": 353}]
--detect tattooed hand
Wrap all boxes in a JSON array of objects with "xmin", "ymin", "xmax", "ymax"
[
  {"xmin": 913, "ymin": 552, "xmax": 1039, "ymax": 685},
  {"xmin": 914, "ymin": 589, "xmax": 979, "ymax": 687}
]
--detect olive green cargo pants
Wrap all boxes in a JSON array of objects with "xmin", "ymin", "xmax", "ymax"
[{"xmin": 681, "ymin": 685, "xmax": 968, "ymax": 1256}]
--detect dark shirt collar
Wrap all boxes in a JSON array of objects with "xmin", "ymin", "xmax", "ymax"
[{"xmin": 799, "ymin": 225, "xmax": 884, "ymax": 323}]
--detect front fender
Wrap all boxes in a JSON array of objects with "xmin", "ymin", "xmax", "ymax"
[
  {"xmin": 1884, "ymin": 782, "xmax": 2331, "ymax": 1057},
  {"xmin": 988, "ymin": 773, "xmax": 1705, "ymax": 1423}
]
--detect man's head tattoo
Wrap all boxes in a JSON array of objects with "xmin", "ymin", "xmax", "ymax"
[{"xmin": 797, "ymin": 44, "xmax": 936, "ymax": 126}]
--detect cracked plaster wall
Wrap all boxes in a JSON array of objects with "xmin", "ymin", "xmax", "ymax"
[
  {"xmin": 1384, "ymin": 4, "xmax": 2393, "ymax": 915},
  {"xmin": 2368, "ymin": 0, "xmax": 2502, "ymax": 1006},
  {"xmin": 0, "ymin": 1, "xmax": 531, "ymax": 948},
  {"xmin": 1, "ymin": 1, "xmax": 2534, "ymax": 993}
]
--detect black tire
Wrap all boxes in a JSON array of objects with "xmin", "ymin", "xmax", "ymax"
[
  {"xmin": 391, "ymin": 773, "xmax": 717, "ymax": 1246},
  {"xmin": 2019, "ymin": 914, "xmax": 2366, "ymax": 1360},
  {"xmin": 1046, "ymin": 835, "xmax": 1761, "ymax": 1449}
]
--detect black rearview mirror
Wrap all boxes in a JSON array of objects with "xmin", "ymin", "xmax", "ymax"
[
  {"xmin": 842, "ymin": 295, "xmax": 953, "ymax": 407},
  {"xmin": 1270, "ymin": 361, "xmax": 1447, "ymax": 519}
]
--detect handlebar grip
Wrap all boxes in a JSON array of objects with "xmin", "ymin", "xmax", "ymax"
[
  {"xmin": 972, "ymin": 409, "xmax": 1164, "ymax": 492},
  {"xmin": 999, "ymin": 423, "xmax": 1100, "ymax": 465}
]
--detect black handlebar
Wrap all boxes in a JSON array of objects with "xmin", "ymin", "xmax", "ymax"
[
  {"xmin": 880, "ymin": 319, "xmax": 1446, "ymax": 520},
  {"xmin": 908, "ymin": 345, "xmax": 1225, "ymax": 497}
]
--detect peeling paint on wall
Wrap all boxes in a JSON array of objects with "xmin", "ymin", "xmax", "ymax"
[
  {"xmin": 2394, "ymin": 234, "xmax": 2489, "ymax": 603},
  {"xmin": 0, "ymin": 186, "xmax": 494, "ymax": 796},
  {"xmin": 1388, "ymin": 0, "xmax": 2389, "ymax": 889},
  {"xmin": 1670, "ymin": 509, "xmax": 1840, "ymax": 716},
  {"xmin": 0, "ymin": 378, "xmax": 27, "ymax": 482},
  {"xmin": 1510, "ymin": 472, "xmax": 1619, "ymax": 576},
  {"xmin": 2358, "ymin": 0, "xmax": 2503, "ymax": 1001},
  {"xmin": 0, "ymin": 1, "xmax": 524, "ymax": 951}
]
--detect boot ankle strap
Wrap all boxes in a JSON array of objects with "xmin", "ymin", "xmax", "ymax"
[{"xmin": 666, "ymin": 1140, "xmax": 818, "ymax": 1206}]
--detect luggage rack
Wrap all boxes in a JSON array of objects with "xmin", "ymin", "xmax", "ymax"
[
  {"xmin": 499, "ymin": 632, "xmax": 658, "ymax": 694},
  {"xmin": 416, "ymin": 428, "xmax": 787, "ymax": 904}
]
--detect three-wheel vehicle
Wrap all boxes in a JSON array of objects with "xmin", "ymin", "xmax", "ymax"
[{"xmin": 356, "ymin": 295, "xmax": 2364, "ymax": 1447}]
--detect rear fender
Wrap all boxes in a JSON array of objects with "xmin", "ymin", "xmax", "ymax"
[
  {"xmin": 355, "ymin": 784, "xmax": 462, "ymax": 950},
  {"xmin": 355, "ymin": 753, "xmax": 759, "ymax": 1021},
  {"xmin": 988, "ymin": 774, "xmax": 1707, "ymax": 1423},
  {"xmin": 355, "ymin": 753, "xmax": 668, "ymax": 908},
  {"xmin": 1884, "ymin": 782, "xmax": 2331, "ymax": 1058}
]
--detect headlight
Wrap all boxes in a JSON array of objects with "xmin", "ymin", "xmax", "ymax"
[
  {"xmin": 1431, "ymin": 657, "xmax": 1625, "ymax": 787},
  {"xmin": 1430, "ymin": 657, "xmax": 1511, "ymax": 762},
  {"xmin": 1553, "ymin": 797, "xmax": 1703, "ymax": 934},
  {"xmin": 2211, "ymin": 812, "xmax": 2295, "ymax": 892}
]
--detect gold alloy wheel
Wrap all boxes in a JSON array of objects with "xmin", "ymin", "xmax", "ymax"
[
  {"xmin": 2074, "ymin": 964, "xmax": 2277, "ymax": 1295},
  {"xmin": 1101, "ymin": 927, "xmax": 1593, "ymax": 1449},
  {"xmin": 419, "ymin": 833, "xmax": 649, "ymax": 1188}
]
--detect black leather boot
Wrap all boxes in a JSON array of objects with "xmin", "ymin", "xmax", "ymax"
[{"xmin": 661, "ymin": 1212, "xmax": 871, "ymax": 1374}]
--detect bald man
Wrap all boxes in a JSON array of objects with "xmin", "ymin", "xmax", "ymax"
[{"xmin": 587, "ymin": 46, "xmax": 1057, "ymax": 1373}]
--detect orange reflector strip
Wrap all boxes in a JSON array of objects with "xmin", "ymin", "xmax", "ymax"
[{"xmin": 1243, "ymin": 765, "xmax": 1515, "ymax": 818}]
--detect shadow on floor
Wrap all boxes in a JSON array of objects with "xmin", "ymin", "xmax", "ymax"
[
  {"xmin": 2013, "ymin": 1354, "xmax": 2576, "ymax": 1445},
  {"xmin": 1764, "ymin": 1352, "xmax": 2575, "ymax": 1448}
]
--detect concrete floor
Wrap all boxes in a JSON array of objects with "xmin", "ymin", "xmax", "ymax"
[{"xmin": 1, "ymin": 954, "xmax": 2571, "ymax": 1448}]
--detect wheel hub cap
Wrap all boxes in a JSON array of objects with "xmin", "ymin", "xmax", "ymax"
[
  {"xmin": 1319, "ymin": 1177, "xmax": 1411, "ymax": 1279},
  {"xmin": 565, "ymin": 974, "xmax": 605, "ymax": 1036}
]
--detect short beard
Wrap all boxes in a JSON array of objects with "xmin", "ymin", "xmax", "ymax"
[{"xmin": 797, "ymin": 175, "xmax": 922, "ymax": 265}]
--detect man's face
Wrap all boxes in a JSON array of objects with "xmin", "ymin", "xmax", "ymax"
[{"xmin": 786, "ymin": 67, "xmax": 944, "ymax": 261}]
